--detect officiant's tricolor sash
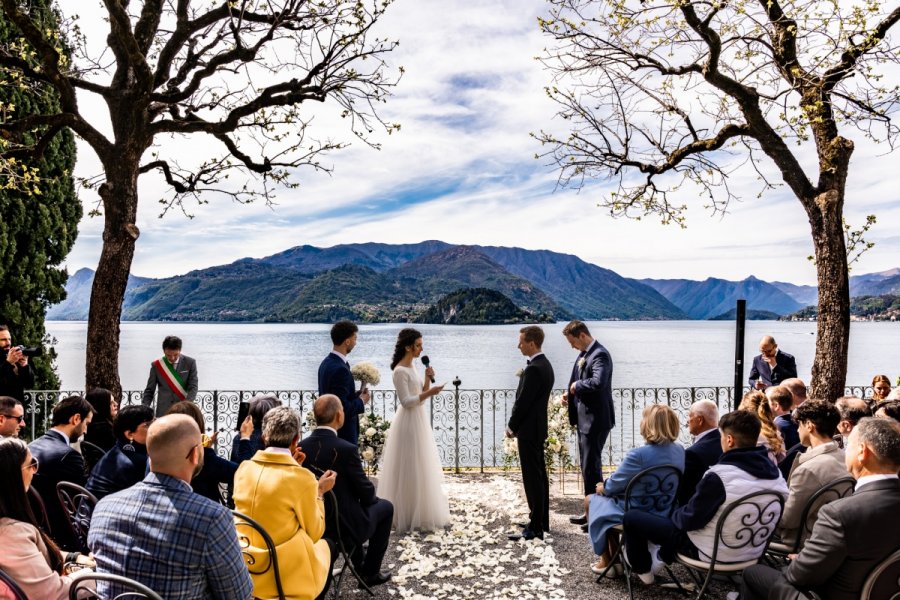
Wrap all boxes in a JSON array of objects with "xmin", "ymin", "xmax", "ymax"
[{"xmin": 153, "ymin": 357, "xmax": 187, "ymax": 401}]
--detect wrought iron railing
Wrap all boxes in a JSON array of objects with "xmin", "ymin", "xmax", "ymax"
[{"xmin": 22, "ymin": 385, "xmax": 875, "ymax": 470}]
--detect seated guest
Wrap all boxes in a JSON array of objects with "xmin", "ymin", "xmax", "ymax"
[
  {"xmin": 28, "ymin": 396, "xmax": 93, "ymax": 549},
  {"xmin": 166, "ymin": 400, "xmax": 251, "ymax": 503},
  {"xmin": 299, "ymin": 394, "xmax": 394, "ymax": 588},
  {"xmin": 677, "ymin": 400, "xmax": 722, "ymax": 506},
  {"xmin": 767, "ymin": 386, "xmax": 800, "ymax": 450},
  {"xmin": 86, "ymin": 405, "xmax": 155, "ymax": 500},
  {"xmin": 871, "ymin": 374, "xmax": 892, "ymax": 405},
  {"xmin": 233, "ymin": 406, "xmax": 336, "ymax": 600},
  {"xmin": 776, "ymin": 400, "xmax": 846, "ymax": 548},
  {"xmin": 230, "ymin": 393, "xmax": 281, "ymax": 464},
  {"xmin": 781, "ymin": 378, "xmax": 807, "ymax": 408},
  {"xmin": 83, "ymin": 388, "xmax": 118, "ymax": 452},
  {"xmin": 740, "ymin": 391, "xmax": 785, "ymax": 464},
  {"xmin": 0, "ymin": 437, "xmax": 94, "ymax": 599},
  {"xmin": 622, "ymin": 411, "xmax": 788, "ymax": 585},
  {"xmin": 741, "ymin": 418, "xmax": 900, "ymax": 600},
  {"xmin": 588, "ymin": 405, "xmax": 685, "ymax": 575},
  {"xmin": 834, "ymin": 395, "xmax": 870, "ymax": 447},
  {"xmin": 0, "ymin": 396, "xmax": 26, "ymax": 438},
  {"xmin": 873, "ymin": 399, "xmax": 900, "ymax": 421},
  {"xmin": 88, "ymin": 414, "xmax": 252, "ymax": 599}
]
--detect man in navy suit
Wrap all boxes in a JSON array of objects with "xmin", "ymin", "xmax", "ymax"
[
  {"xmin": 562, "ymin": 320, "xmax": 615, "ymax": 525},
  {"xmin": 677, "ymin": 400, "xmax": 722, "ymax": 506},
  {"xmin": 299, "ymin": 395, "xmax": 393, "ymax": 588},
  {"xmin": 506, "ymin": 326, "xmax": 555, "ymax": 541},
  {"xmin": 318, "ymin": 321, "xmax": 369, "ymax": 445},
  {"xmin": 29, "ymin": 395, "xmax": 94, "ymax": 549},
  {"xmin": 748, "ymin": 335, "xmax": 797, "ymax": 389}
]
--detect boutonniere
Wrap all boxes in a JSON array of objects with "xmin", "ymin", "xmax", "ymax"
[
  {"xmin": 515, "ymin": 368, "xmax": 524, "ymax": 378},
  {"xmin": 578, "ymin": 357, "xmax": 586, "ymax": 369}
]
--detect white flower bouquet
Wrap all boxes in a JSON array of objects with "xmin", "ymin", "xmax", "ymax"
[
  {"xmin": 351, "ymin": 362, "xmax": 381, "ymax": 391},
  {"xmin": 501, "ymin": 393, "xmax": 575, "ymax": 481},
  {"xmin": 358, "ymin": 411, "xmax": 390, "ymax": 474}
]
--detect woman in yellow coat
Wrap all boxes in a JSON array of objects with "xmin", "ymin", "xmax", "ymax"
[{"xmin": 233, "ymin": 407, "xmax": 337, "ymax": 600}]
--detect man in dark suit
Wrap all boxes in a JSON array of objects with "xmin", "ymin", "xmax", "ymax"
[
  {"xmin": 0, "ymin": 325, "xmax": 35, "ymax": 402},
  {"xmin": 141, "ymin": 335, "xmax": 199, "ymax": 417},
  {"xmin": 318, "ymin": 321, "xmax": 369, "ymax": 445},
  {"xmin": 748, "ymin": 335, "xmax": 797, "ymax": 390},
  {"xmin": 506, "ymin": 326, "xmax": 554, "ymax": 541},
  {"xmin": 299, "ymin": 394, "xmax": 393, "ymax": 588},
  {"xmin": 741, "ymin": 417, "xmax": 900, "ymax": 600},
  {"xmin": 561, "ymin": 319, "xmax": 614, "ymax": 525},
  {"xmin": 677, "ymin": 399, "xmax": 722, "ymax": 506},
  {"xmin": 28, "ymin": 395, "xmax": 94, "ymax": 549}
]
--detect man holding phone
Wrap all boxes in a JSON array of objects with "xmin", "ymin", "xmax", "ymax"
[
  {"xmin": 0, "ymin": 325, "xmax": 35, "ymax": 402},
  {"xmin": 748, "ymin": 335, "xmax": 797, "ymax": 390}
]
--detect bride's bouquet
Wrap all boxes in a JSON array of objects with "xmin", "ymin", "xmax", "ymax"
[{"xmin": 351, "ymin": 362, "xmax": 380, "ymax": 391}]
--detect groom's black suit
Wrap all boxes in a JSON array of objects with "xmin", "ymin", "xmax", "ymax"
[{"xmin": 508, "ymin": 353, "xmax": 555, "ymax": 534}]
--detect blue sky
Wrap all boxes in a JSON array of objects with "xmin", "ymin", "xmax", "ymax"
[{"xmin": 60, "ymin": 0, "xmax": 900, "ymax": 285}]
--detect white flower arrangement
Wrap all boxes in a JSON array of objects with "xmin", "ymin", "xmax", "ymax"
[
  {"xmin": 358, "ymin": 411, "xmax": 390, "ymax": 474},
  {"xmin": 501, "ymin": 393, "xmax": 575, "ymax": 481},
  {"xmin": 351, "ymin": 361, "xmax": 381, "ymax": 387}
]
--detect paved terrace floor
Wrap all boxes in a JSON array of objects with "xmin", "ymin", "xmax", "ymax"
[{"xmin": 343, "ymin": 472, "xmax": 734, "ymax": 599}]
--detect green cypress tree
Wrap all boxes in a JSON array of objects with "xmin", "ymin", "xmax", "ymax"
[{"xmin": 0, "ymin": 1, "xmax": 80, "ymax": 390}]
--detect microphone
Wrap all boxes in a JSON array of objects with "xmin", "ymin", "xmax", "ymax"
[{"xmin": 421, "ymin": 355, "xmax": 436, "ymax": 383}]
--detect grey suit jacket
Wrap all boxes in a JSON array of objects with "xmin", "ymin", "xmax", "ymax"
[
  {"xmin": 777, "ymin": 442, "xmax": 848, "ymax": 547},
  {"xmin": 774, "ymin": 477, "xmax": 900, "ymax": 600},
  {"xmin": 141, "ymin": 355, "xmax": 199, "ymax": 416}
]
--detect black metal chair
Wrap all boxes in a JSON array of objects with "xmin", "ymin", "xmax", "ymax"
[
  {"xmin": 327, "ymin": 491, "xmax": 374, "ymax": 599},
  {"xmin": 68, "ymin": 572, "xmax": 163, "ymax": 600},
  {"xmin": 861, "ymin": 548, "xmax": 900, "ymax": 600},
  {"xmin": 79, "ymin": 440, "xmax": 106, "ymax": 473},
  {"xmin": 232, "ymin": 510, "xmax": 287, "ymax": 600},
  {"xmin": 27, "ymin": 485, "xmax": 52, "ymax": 537},
  {"xmin": 0, "ymin": 566, "xmax": 29, "ymax": 600},
  {"xmin": 56, "ymin": 482, "xmax": 99, "ymax": 553},
  {"xmin": 595, "ymin": 463, "xmax": 682, "ymax": 599},
  {"xmin": 767, "ymin": 476, "xmax": 855, "ymax": 558},
  {"xmin": 674, "ymin": 489, "xmax": 785, "ymax": 599}
]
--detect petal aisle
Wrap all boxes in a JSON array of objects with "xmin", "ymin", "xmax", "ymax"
[{"xmin": 387, "ymin": 475, "xmax": 570, "ymax": 599}]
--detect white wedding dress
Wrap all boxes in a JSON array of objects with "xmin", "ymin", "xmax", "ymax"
[{"xmin": 376, "ymin": 365, "xmax": 450, "ymax": 533}]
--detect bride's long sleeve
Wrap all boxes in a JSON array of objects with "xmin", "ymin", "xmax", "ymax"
[{"xmin": 393, "ymin": 368, "xmax": 422, "ymax": 408}]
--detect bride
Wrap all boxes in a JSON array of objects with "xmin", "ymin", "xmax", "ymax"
[{"xmin": 377, "ymin": 328, "xmax": 451, "ymax": 533}]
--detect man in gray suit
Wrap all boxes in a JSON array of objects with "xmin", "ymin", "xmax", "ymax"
[
  {"xmin": 142, "ymin": 336, "xmax": 199, "ymax": 417},
  {"xmin": 740, "ymin": 417, "xmax": 900, "ymax": 600}
]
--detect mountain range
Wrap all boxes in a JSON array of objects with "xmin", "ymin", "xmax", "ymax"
[{"xmin": 46, "ymin": 241, "xmax": 900, "ymax": 323}]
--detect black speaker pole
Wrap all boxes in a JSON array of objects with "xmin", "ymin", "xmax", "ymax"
[{"xmin": 734, "ymin": 299, "xmax": 747, "ymax": 410}]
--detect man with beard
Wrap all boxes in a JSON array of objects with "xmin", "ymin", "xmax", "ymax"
[
  {"xmin": 88, "ymin": 414, "xmax": 252, "ymax": 600},
  {"xmin": 0, "ymin": 325, "xmax": 35, "ymax": 402},
  {"xmin": 318, "ymin": 320, "xmax": 370, "ymax": 445},
  {"xmin": 28, "ymin": 395, "xmax": 94, "ymax": 548}
]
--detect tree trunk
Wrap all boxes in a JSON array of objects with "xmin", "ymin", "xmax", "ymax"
[{"xmin": 85, "ymin": 160, "xmax": 140, "ymax": 397}]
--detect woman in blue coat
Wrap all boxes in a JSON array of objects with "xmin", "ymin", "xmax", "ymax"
[{"xmin": 588, "ymin": 404, "xmax": 685, "ymax": 575}]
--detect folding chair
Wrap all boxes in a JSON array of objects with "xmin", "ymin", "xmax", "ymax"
[
  {"xmin": 68, "ymin": 572, "xmax": 163, "ymax": 600},
  {"xmin": 326, "ymin": 491, "xmax": 374, "ymax": 599},
  {"xmin": 861, "ymin": 548, "xmax": 900, "ymax": 600},
  {"xmin": 767, "ymin": 476, "xmax": 854, "ymax": 558},
  {"xmin": 0, "ymin": 566, "xmax": 29, "ymax": 600},
  {"xmin": 675, "ymin": 490, "xmax": 785, "ymax": 599},
  {"xmin": 56, "ymin": 482, "xmax": 99, "ymax": 553},
  {"xmin": 232, "ymin": 510, "xmax": 286, "ymax": 600}
]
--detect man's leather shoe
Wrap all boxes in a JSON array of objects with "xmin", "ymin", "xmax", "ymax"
[
  {"xmin": 569, "ymin": 514, "xmax": 588, "ymax": 525},
  {"xmin": 581, "ymin": 523, "xmax": 589, "ymax": 533},
  {"xmin": 508, "ymin": 527, "xmax": 543, "ymax": 541},
  {"xmin": 359, "ymin": 571, "xmax": 392, "ymax": 588}
]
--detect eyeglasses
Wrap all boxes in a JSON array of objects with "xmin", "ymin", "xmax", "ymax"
[
  {"xmin": 1, "ymin": 414, "xmax": 25, "ymax": 423},
  {"xmin": 22, "ymin": 457, "xmax": 38, "ymax": 472}
]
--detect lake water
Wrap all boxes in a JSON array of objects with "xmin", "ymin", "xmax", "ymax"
[{"xmin": 45, "ymin": 320, "xmax": 899, "ymax": 391}]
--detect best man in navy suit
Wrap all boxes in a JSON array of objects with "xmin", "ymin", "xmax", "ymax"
[
  {"xmin": 299, "ymin": 395, "xmax": 394, "ymax": 588},
  {"xmin": 562, "ymin": 320, "xmax": 615, "ymax": 524},
  {"xmin": 318, "ymin": 320, "xmax": 369, "ymax": 446},
  {"xmin": 677, "ymin": 400, "xmax": 723, "ymax": 506},
  {"xmin": 748, "ymin": 335, "xmax": 797, "ymax": 389},
  {"xmin": 506, "ymin": 326, "xmax": 555, "ymax": 540}
]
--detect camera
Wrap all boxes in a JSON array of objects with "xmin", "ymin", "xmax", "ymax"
[{"xmin": 1, "ymin": 345, "xmax": 42, "ymax": 358}]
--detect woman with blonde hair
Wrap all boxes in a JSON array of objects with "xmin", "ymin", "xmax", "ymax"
[
  {"xmin": 871, "ymin": 374, "xmax": 892, "ymax": 403},
  {"xmin": 739, "ymin": 390, "xmax": 785, "ymax": 464},
  {"xmin": 587, "ymin": 404, "xmax": 685, "ymax": 576}
]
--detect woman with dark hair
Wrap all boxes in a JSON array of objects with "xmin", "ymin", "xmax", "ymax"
[
  {"xmin": 230, "ymin": 393, "xmax": 281, "ymax": 464},
  {"xmin": 0, "ymin": 437, "xmax": 94, "ymax": 598},
  {"xmin": 376, "ymin": 328, "xmax": 449, "ymax": 533},
  {"xmin": 166, "ymin": 401, "xmax": 252, "ymax": 503},
  {"xmin": 83, "ymin": 388, "xmax": 118, "ymax": 452},
  {"xmin": 86, "ymin": 405, "xmax": 155, "ymax": 500}
]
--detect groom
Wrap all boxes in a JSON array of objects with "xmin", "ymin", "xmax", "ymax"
[
  {"xmin": 318, "ymin": 320, "xmax": 369, "ymax": 445},
  {"xmin": 506, "ymin": 326, "xmax": 555, "ymax": 541}
]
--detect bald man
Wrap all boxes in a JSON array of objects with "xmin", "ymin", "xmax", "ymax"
[
  {"xmin": 88, "ymin": 415, "xmax": 252, "ymax": 600},
  {"xmin": 677, "ymin": 400, "xmax": 723, "ymax": 505},
  {"xmin": 749, "ymin": 335, "xmax": 797, "ymax": 390}
]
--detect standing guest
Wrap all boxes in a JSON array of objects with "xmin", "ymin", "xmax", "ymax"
[
  {"xmin": 83, "ymin": 388, "xmax": 118, "ymax": 452},
  {"xmin": 587, "ymin": 405, "xmax": 684, "ymax": 575},
  {"xmin": 86, "ymin": 405, "xmax": 155, "ymax": 500},
  {"xmin": 141, "ymin": 335, "xmax": 199, "ymax": 417},
  {"xmin": 300, "ymin": 395, "xmax": 394, "ymax": 588},
  {"xmin": 230, "ymin": 393, "xmax": 281, "ymax": 464},
  {"xmin": 166, "ymin": 401, "xmax": 251, "ymax": 503},
  {"xmin": 0, "ymin": 438, "xmax": 95, "ymax": 599},
  {"xmin": 871, "ymin": 374, "xmax": 892, "ymax": 404},
  {"xmin": 767, "ymin": 386, "xmax": 800, "ymax": 450},
  {"xmin": 561, "ymin": 320, "xmax": 615, "ymax": 527},
  {"xmin": 677, "ymin": 400, "xmax": 722, "ymax": 506},
  {"xmin": 781, "ymin": 378, "xmax": 808, "ymax": 408},
  {"xmin": 748, "ymin": 335, "xmax": 797, "ymax": 390},
  {"xmin": 506, "ymin": 326, "xmax": 555, "ymax": 541},
  {"xmin": 622, "ymin": 411, "xmax": 788, "ymax": 586},
  {"xmin": 318, "ymin": 320, "xmax": 370, "ymax": 445},
  {"xmin": 0, "ymin": 325, "xmax": 35, "ymax": 403},
  {"xmin": 233, "ymin": 407, "xmax": 337, "ymax": 600},
  {"xmin": 740, "ymin": 391, "xmax": 785, "ymax": 464},
  {"xmin": 0, "ymin": 396, "xmax": 26, "ymax": 438},
  {"xmin": 834, "ymin": 396, "xmax": 870, "ymax": 447},
  {"xmin": 741, "ymin": 418, "xmax": 900, "ymax": 600},
  {"xmin": 28, "ymin": 396, "xmax": 93, "ymax": 549},
  {"xmin": 88, "ymin": 414, "xmax": 252, "ymax": 600},
  {"xmin": 776, "ymin": 400, "xmax": 846, "ymax": 548}
]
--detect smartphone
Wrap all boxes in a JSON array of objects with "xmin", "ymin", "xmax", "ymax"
[{"xmin": 235, "ymin": 401, "xmax": 251, "ymax": 431}]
